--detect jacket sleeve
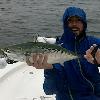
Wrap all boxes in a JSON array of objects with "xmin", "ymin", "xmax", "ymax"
[{"xmin": 43, "ymin": 63, "xmax": 66, "ymax": 95}]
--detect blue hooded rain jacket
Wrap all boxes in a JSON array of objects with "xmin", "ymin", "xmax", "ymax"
[{"xmin": 43, "ymin": 7, "xmax": 100, "ymax": 100}]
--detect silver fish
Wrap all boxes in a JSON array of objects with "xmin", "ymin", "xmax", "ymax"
[{"xmin": 0, "ymin": 42, "xmax": 78, "ymax": 65}]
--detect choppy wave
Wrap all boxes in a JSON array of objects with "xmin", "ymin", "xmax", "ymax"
[{"xmin": 0, "ymin": 0, "xmax": 100, "ymax": 47}]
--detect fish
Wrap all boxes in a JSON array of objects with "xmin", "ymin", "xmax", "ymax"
[{"xmin": 0, "ymin": 42, "xmax": 78, "ymax": 65}]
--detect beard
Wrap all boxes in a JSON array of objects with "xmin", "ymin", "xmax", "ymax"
[{"xmin": 70, "ymin": 27, "xmax": 81, "ymax": 36}]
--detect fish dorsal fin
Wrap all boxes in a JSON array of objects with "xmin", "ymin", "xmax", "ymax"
[{"xmin": 33, "ymin": 33, "xmax": 39, "ymax": 42}]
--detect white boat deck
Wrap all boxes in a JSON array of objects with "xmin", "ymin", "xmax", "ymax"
[
  {"xmin": 0, "ymin": 60, "xmax": 99, "ymax": 100},
  {"xmin": 0, "ymin": 62, "xmax": 55, "ymax": 100}
]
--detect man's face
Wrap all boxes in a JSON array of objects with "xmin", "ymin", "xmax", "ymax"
[{"xmin": 67, "ymin": 16, "xmax": 84, "ymax": 36}]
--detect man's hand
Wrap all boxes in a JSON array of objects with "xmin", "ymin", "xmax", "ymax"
[
  {"xmin": 84, "ymin": 44, "xmax": 100, "ymax": 64},
  {"xmin": 95, "ymin": 48, "xmax": 100, "ymax": 64},
  {"xmin": 26, "ymin": 53, "xmax": 53, "ymax": 69}
]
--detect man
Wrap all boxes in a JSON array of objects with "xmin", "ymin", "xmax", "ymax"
[
  {"xmin": 84, "ymin": 44, "xmax": 100, "ymax": 65},
  {"xmin": 27, "ymin": 7, "xmax": 100, "ymax": 100}
]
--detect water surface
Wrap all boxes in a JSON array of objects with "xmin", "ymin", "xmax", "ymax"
[{"xmin": 0, "ymin": 0, "xmax": 100, "ymax": 46}]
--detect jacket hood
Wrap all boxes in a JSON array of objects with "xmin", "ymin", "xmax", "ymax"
[
  {"xmin": 59, "ymin": 7, "xmax": 87, "ymax": 44},
  {"xmin": 63, "ymin": 7, "xmax": 87, "ymax": 26}
]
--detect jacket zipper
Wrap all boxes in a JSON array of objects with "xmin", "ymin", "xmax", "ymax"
[
  {"xmin": 68, "ymin": 87, "xmax": 74, "ymax": 100},
  {"xmin": 74, "ymin": 38, "xmax": 94, "ymax": 94}
]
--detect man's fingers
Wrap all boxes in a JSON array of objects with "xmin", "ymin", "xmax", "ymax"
[
  {"xmin": 37, "ymin": 54, "xmax": 44, "ymax": 67},
  {"xmin": 93, "ymin": 44, "xmax": 97, "ymax": 47},
  {"xmin": 86, "ymin": 49, "xmax": 92, "ymax": 55},
  {"xmin": 89, "ymin": 46, "xmax": 94, "ymax": 51},
  {"xmin": 87, "ymin": 44, "xmax": 97, "ymax": 54},
  {"xmin": 84, "ymin": 55, "xmax": 94, "ymax": 64},
  {"xmin": 95, "ymin": 49, "xmax": 100, "ymax": 64},
  {"xmin": 42, "ymin": 54, "xmax": 48, "ymax": 66},
  {"xmin": 84, "ymin": 44, "xmax": 99, "ymax": 64},
  {"xmin": 32, "ymin": 53, "xmax": 38, "ymax": 62},
  {"xmin": 32, "ymin": 53, "xmax": 39, "ymax": 67},
  {"xmin": 32, "ymin": 53, "xmax": 46, "ymax": 69},
  {"xmin": 29, "ymin": 53, "xmax": 53, "ymax": 69},
  {"xmin": 84, "ymin": 54, "xmax": 92, "ymax": 60}
]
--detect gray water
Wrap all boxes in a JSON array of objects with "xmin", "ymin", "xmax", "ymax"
[{"xmin": 0, "ymin": 0, "xmax": 100, "ymax": 47}]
